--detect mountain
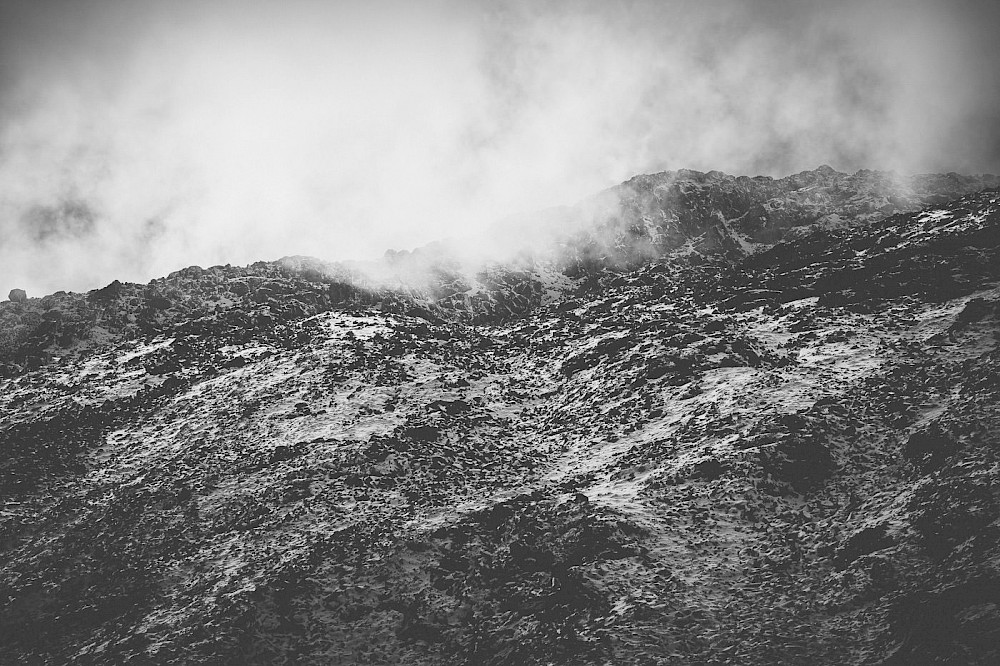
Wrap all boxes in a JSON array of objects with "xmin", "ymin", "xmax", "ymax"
[{"xmin": 1, "ymin": 168, "xmax": 1000, "ymax": 664}]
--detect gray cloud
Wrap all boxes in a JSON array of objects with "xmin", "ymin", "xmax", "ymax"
[{"xmin": 1, "ymin": 0, "xmax": 999, "ymax": 296}]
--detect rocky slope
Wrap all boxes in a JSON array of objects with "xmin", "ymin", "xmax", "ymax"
[{"xmin": 2, "ymin": 170, "xmax": 1000, "ymax": 664}]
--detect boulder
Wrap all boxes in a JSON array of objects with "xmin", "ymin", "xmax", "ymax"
[{"xmin": 8, "ymin": 288, "xmax": 26, "ymax": 302}]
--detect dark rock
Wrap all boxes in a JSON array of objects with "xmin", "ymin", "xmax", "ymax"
[
  {"xmin": 903, "ymin": 423, "xmax": 956, "ymax": 471},
  {"xmin": 556, "ymin": 300, "xmax": 582, "ymax": 312},
  {"xmin": 270, "ymin": 442, "xmax": 307, "ymax": 463},
  {"xmin": 223, "ymin": 355, "xmax": 247, "ymax": 368},
  {"xmin": 406, "ymin": 306, "xmax": 442, "ymax": 323},
  {"xmin": 144, "ymin": 290, "xmax": 172, "ymax": 310},
  {"xmin": 833, "ymin": 525, "xmax": 893, "ymax": 569},
  {"xmin": 403, "ymin": 425, "xmax": 440, "ymax": 442},
  {"xmin": 88, "ymin": 280, "xmax": 124, "ymax": 303},
  {"xmin": 758, "ymin": 433, "xmax": 833, "ymax": 493},
  {"xmin": 690, "ymin": 458, "xmax": 725, "ymax": 481},
  {"xmin": 645, "ymin": 364, "xmax": 673, "ymax": 380}
]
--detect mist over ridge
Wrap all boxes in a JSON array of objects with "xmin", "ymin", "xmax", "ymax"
[{"xmin": 2, "ymin": 0, "xmax": 999, "ymax": 296}]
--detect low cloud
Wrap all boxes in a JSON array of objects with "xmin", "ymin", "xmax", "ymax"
[{"xmin": 1, "ymin": 0, "xmax": 998, "ymax": 295}]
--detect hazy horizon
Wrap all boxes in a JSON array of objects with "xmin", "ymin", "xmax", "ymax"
[{"xmin": 3, "ymin": 0, "xmax": 1000, "ymax": 296}]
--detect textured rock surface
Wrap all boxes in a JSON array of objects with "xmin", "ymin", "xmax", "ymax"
[{"xmin": 2, "ymin": 170, "xmax": 1000, "ymax": 664}]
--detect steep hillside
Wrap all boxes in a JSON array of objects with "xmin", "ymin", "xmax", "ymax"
[{"xmin": 2, "ymin": 179, "xmax": 1000, "ymax": 664}]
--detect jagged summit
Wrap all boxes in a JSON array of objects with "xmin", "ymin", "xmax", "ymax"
[{"xmin": 2, "ymin": 170, "xmax": 1000, "ymax": 664}]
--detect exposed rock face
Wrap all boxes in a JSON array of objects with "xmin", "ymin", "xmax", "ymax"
[
  {"xmin": 531, "ymin": 166, "xmax": 1000, "ymax": 272},
  {"xmin": 1, "ymin": 170, "xmax": 1000, "ymax": 664},
  {"xmin": 7, "ymin": 289, "xmax": 26, "ymax": 303}
]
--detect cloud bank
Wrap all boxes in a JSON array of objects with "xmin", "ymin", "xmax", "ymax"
[{"xmin": 1, "ymin": 0, "xmax": 999, "ymax": 295}]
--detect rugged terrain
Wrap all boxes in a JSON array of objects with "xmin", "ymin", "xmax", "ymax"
[{"xmin": 2, "ymin": 167, "xmax": 1000, "ymax": 664}]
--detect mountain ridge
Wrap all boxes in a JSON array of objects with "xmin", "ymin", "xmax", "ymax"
[
  {"xmin": 3, "ymin": 166, "xmax": 997, "ymax": 373},
  {"xmin": 2, "ymin": 168, "xmax": 1000, "ymax": 664}
]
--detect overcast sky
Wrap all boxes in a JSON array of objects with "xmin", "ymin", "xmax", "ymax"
[{"xmin": 2, "ymin": 0, "xmax": 999, "ymax": 295}]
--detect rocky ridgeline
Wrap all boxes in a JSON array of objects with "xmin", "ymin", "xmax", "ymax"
[
  {"xmin": 0, "ymin": 254, "xmax": 545, "ymax": 377},
  {"xmin": 1, "ymin": 173, "xmax": 1000, "ymax": 664},
  {"xmin": 742, "ymin": 189, "xmax": 1000, "ymax": 306},
  {"xmin": 3, "ymin": 167, "xmax": 995, "ymax": 376},
  {"xmin": 538, "ymin": 166, "xmax": 998, "ymax": 274}
]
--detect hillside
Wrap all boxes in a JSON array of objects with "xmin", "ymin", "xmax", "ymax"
[{"xmin": 2, "ymin": 169, "xmax": 1000, "ymax": 664}]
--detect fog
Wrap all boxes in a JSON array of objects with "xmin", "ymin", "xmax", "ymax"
[{"xmin": 2, "ymin": 0, "xmax": 999, "ymax": 296}]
